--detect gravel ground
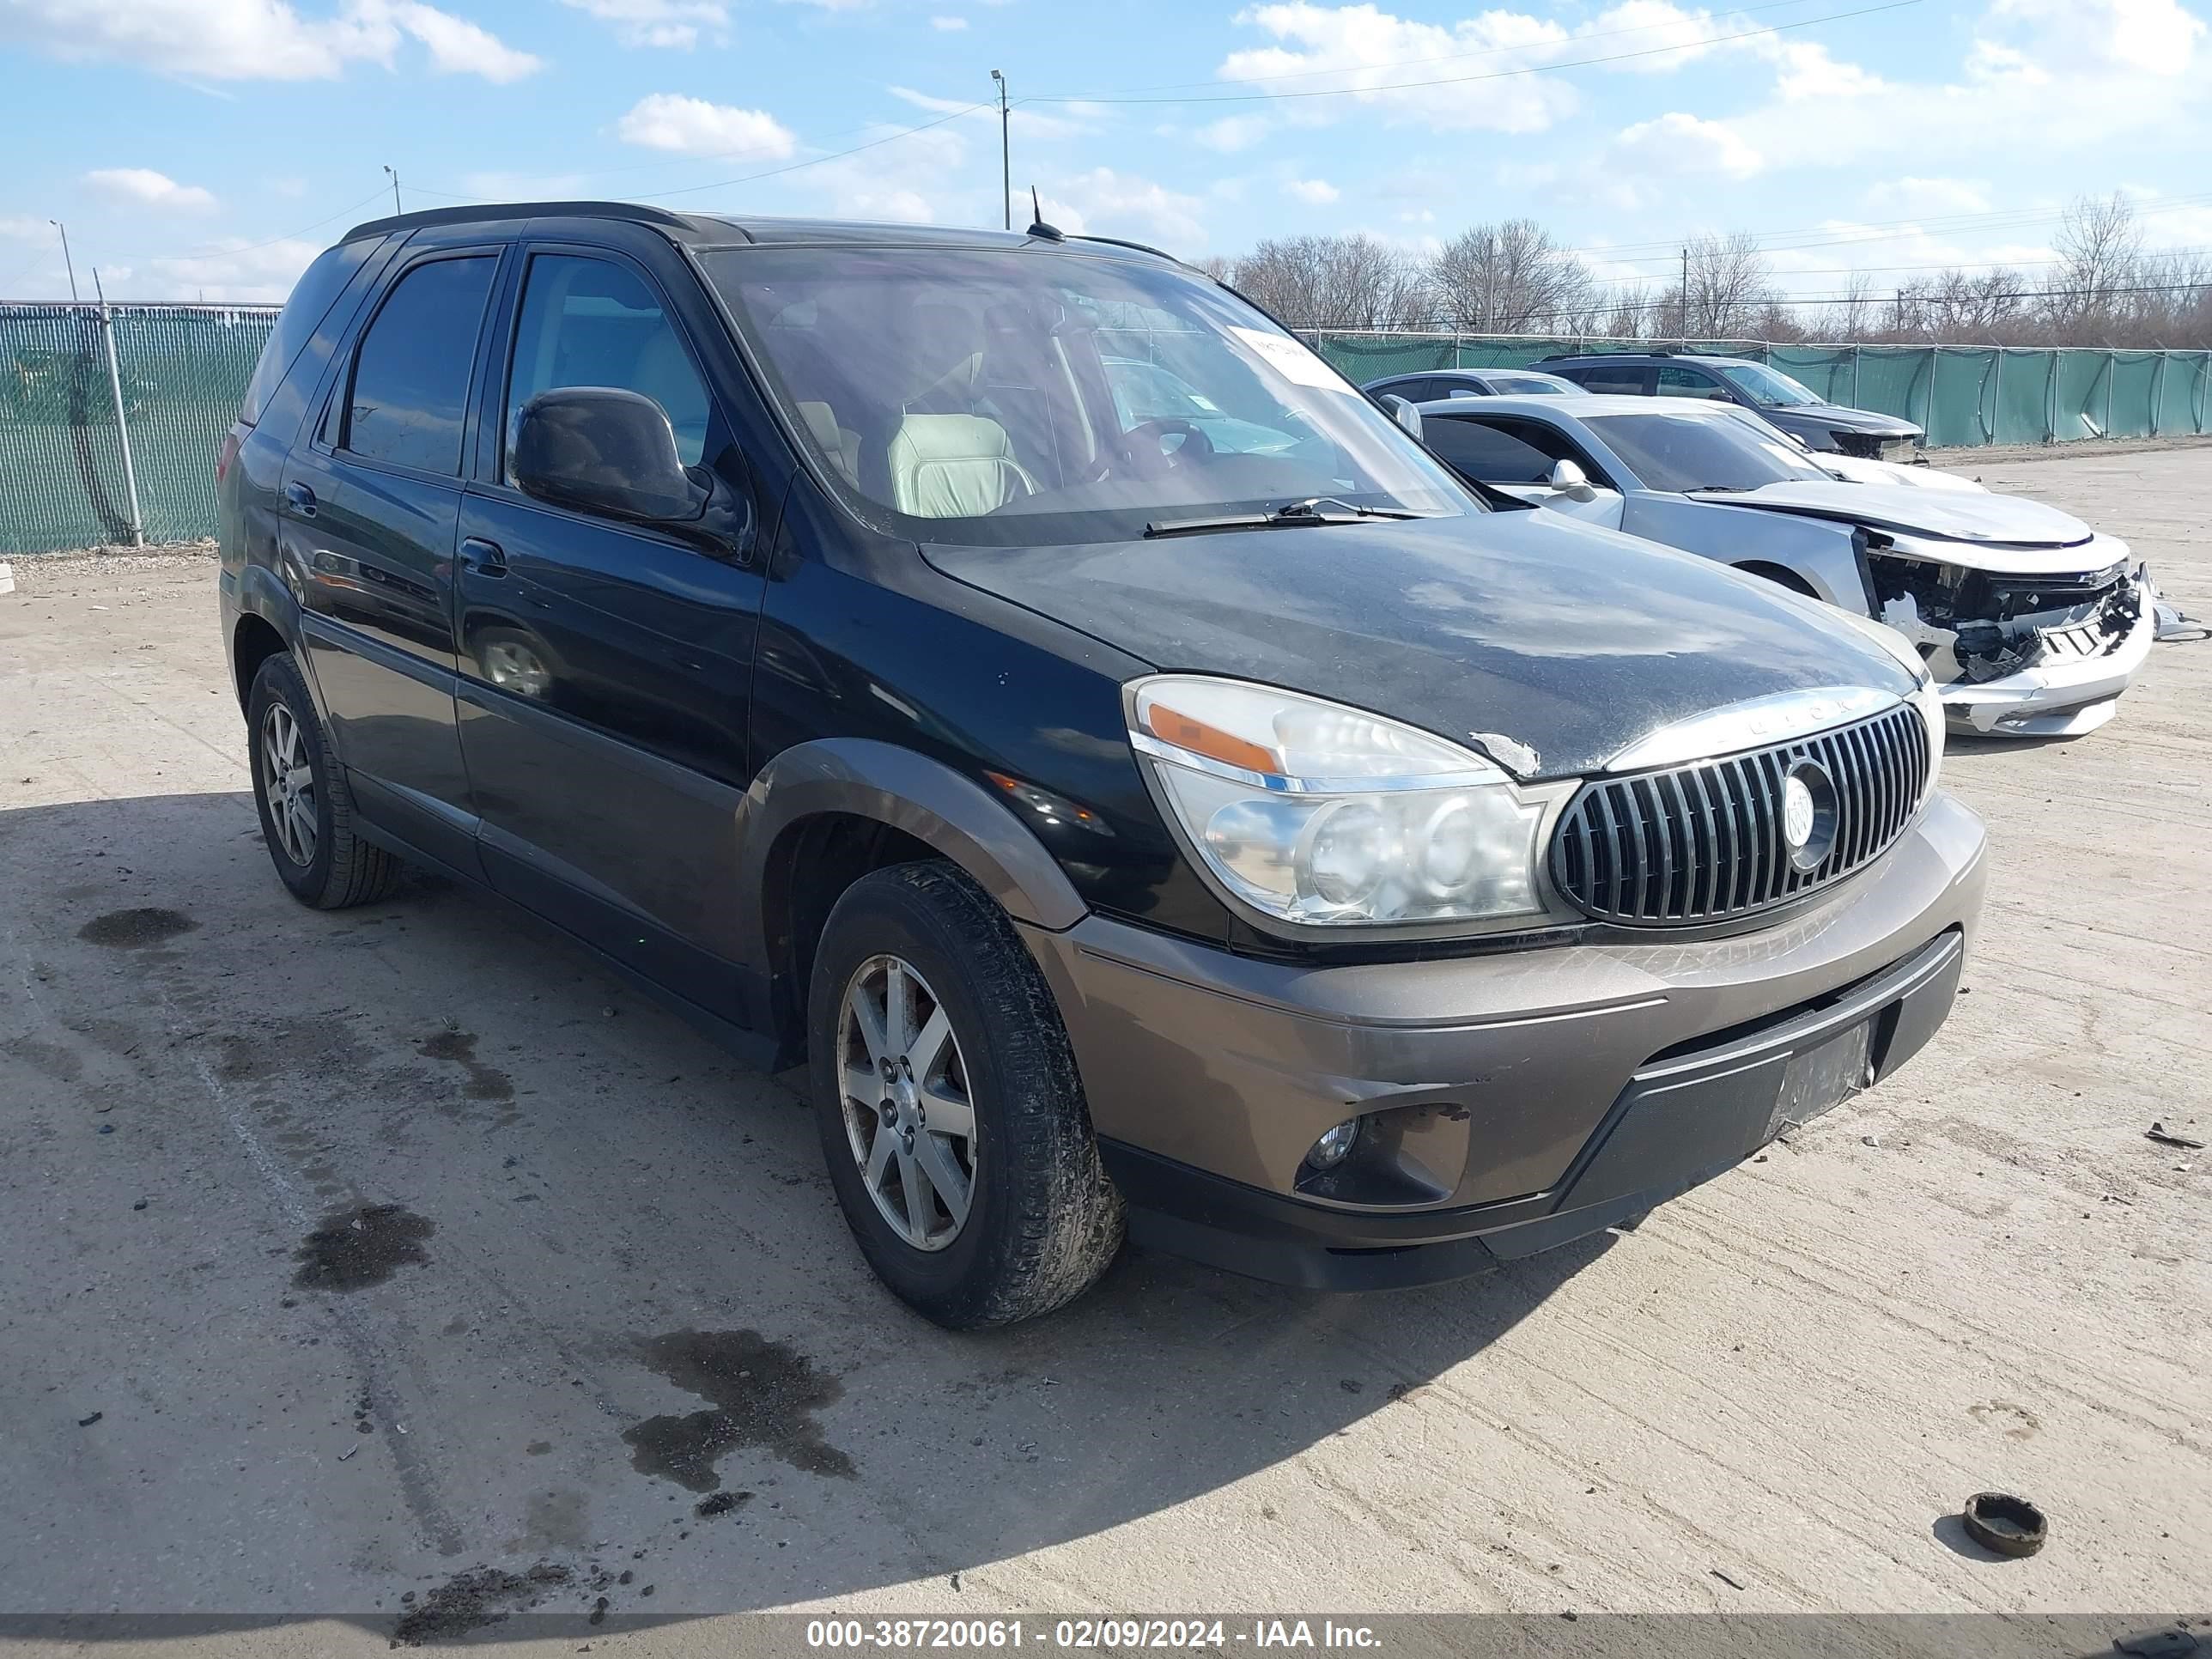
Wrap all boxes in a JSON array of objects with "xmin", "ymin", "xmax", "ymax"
[{"xmin": 0, "ymin": 449, "xmax": 2206, "ymax": 1657}]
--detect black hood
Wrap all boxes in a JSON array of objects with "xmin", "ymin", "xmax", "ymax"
[
  {"xmin": 921, "ymin": 511, "xmax": 1917, "ymax": 781},
  {"xmin": 1769, "ymin": 404, "xmax": 1923, "ymax": 439}
]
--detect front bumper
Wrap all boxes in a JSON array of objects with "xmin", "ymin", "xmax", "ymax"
[
  {"xmin": 1023, "ymin": 791, "xmax": 1987, "ymax": 1290},
  {"xmin": 1942, "ymin": 572, "xmax": 2158, "ymax": 736}
]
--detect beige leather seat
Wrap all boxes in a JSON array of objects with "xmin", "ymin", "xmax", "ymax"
[
  {"xmin": 886, "ymin": 414, "xmax": 1040, "ymax": 518},
  {"xmin": 795, "ymin": 400, "xmax": 862, "ymax": 489}
]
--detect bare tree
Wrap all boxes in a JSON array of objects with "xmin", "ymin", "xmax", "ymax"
[
  {"xmin": 1598, "ymin": 284, "xmax": 1654, "ymax": 341},
  {"xmin": 2051, "ymin": 192, "xmax": 2143, "ymax": 337},
  {"xmin": 1669, "ymin": 232, "xmax": 1777, "ymax": 338},
  {"xmin": 1425, "ymin": 219, "xmax": 1593, "ymax": 333},
  {"xmin": 1229, "ymin": 234, "xmax": 1427, "ymax": 331},
  {"xmin": 1820, "ymin": 272, "xmax": 1879, "ymax": 342}
]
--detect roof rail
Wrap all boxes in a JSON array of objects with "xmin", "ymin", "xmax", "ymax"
[
  {"xmin": 342, "ymin": 199, "xmax": 712, "ymax": 244},
  {"xmin": 1067, "ymin": 234, "xmax": 1185, "ymax": 266}
]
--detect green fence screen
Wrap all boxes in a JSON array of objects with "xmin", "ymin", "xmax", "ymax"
[
  {"xmin": 2, "ymin": 302, "xmax": 276, "ymax": 556},
  {"xmin": 3, "ymin": 306, "xmax": 2209, "ymax": 556},
  {"xmin": 1310, "ymin": 331, "xmax": 2212, "ymax": 454}
]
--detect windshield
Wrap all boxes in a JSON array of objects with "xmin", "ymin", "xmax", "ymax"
[
  {"xmin": 1487, "ymin": 373, "xmax": 1577, "ymax": 396},
  {"xmin": 1716, "ymin": 362, "xmax": 1822, "ymax": 408},
  {"xmin": 702, "ymin": 246, "xmax": 1469, "ymax": 545},
  {"xmin": 1585, "ymin": 410, "xmax": 1832, "ymax": 494}
]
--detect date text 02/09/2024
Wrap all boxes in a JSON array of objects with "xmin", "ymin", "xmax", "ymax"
[{"xmin": 804, "ymin": 1619, "xmax": 1384, "ymax": 1650}]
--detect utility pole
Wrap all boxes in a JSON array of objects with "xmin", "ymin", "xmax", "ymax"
[
  {"xmin": 52, "ymin": 220, "xmax": 77, "ymax": 301},
  {"xmin": 990, "ymin": 70, "xmax": 1010, "ymax": 231},
  {"xmin": 91, "ymin": 267, "xmax": 146, "ymax": 548},
  {"xmin": 1680, "ymin": 245, "xmax": 1688, "ymax": 338},
  {"xmin": 383, "ymin": 165, "xmax": 402, "ymax": 216}
]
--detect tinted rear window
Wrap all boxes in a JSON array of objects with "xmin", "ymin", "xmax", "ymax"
[
  {"xmin": 239, "ymin": 240, "xmax": 375, "ymax": 428},
  {"xmin": 1422, "ymin": 416, "xmax": 1560, "ymax": 484},
  {"xmin": 343, "ymin": 255, "xmax": 498, "ymax": 475}
]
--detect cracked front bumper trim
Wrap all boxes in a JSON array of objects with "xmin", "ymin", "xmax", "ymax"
[{"xmin": 1942, "ymin": 579, "xmax": 2158, "ymax": 735}]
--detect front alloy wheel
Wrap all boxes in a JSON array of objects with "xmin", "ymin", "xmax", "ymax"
[
  {"xmin": 837, "ymin": 954, "xmax": 977, "ymax": 1251},
  {"xmin": 259, "ymin": 701, "xmax": 319, "ymax": 867},
  {"xmin": 805, "ymin": 860, "xmax": 1124, "ymax": 1328}
]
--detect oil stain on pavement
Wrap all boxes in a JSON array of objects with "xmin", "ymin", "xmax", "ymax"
[
  {"xmin": 392, "ymin": 1561, "xmax": 572, "ymax": 1645},
  {"xmin": 417, "ymin": 1028, "xmax": 516, "ymax": 1102},
  {"xmin": 76, "ymin": 908, "xmax": 198, "ymax": 949},
  {"xmin": 623, "ymin": 1329, "xmax": 854, "ymax": 1490},
  {"xmin": 291, "ymin": 1203, "xmax": 434, "ymax": 1291}
]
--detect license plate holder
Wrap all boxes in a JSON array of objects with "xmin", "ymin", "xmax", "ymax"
[{"xmin": 1769, "ymin": 1018, "xmax": 1875, "ymax": 1139}]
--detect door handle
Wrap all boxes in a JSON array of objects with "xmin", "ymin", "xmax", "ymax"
[
  {"xmin": 284, "ymin": 481, "xmax": 317, "ymax": 517},
  {"xmin": 459, "ymin": 537, "xmax": 507, "ymax": 576}
]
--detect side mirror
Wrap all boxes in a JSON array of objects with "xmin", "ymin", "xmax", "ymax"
[
  {"xmin": 514, "ymin": 386, "xmax": 701, "ymax": 525},
  {"xmin": 1549, "ymin": 458, "xmax": 1598, "ymax": 502},
  {"xmin": 1381, "ymin": 393, "xmax": 1422, "ymax": 442}
]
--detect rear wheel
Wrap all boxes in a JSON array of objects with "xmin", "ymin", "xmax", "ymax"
[
  {"xmin": 807, "ymin": 861, "xmax": 1123, "ymax": 1328},
  {"xmin": 246, "ymin": 653, "xmax": 404, "ymax": 909}
]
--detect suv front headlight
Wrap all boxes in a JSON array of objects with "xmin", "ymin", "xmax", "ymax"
[{"xmin": 1126, "ymin": 676, "xmax": 1550, "ymax": 927}]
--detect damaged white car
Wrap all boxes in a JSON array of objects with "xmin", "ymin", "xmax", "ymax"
[{"xmin": 1415, "ymin": 395, "xmax": 2158, "ymax": 737}]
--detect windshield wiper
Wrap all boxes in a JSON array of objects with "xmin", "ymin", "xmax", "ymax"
[{"xmin": 1144, "ymin": 497, "xmax": 1419, "ymax": 538}]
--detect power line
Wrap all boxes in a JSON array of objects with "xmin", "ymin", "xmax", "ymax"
[{"xmin": 1024, "ymin": 0, "xmax": 1920, "ymax": 105}]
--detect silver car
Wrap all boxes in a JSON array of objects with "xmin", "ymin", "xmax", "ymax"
[{"xmin": 1417, "ymin": 395, "xmax": 2157, "ymax": 738}]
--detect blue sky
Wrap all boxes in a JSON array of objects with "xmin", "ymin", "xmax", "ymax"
[{"xmin": 3, "ymin": 0, "xmax": 2208, "ymax": 305}]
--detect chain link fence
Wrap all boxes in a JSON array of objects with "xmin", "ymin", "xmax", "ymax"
[
  {"xmin": 1, "ymin": 302, "xmax": 276, "ymax": 556},
  {"xmin": 3, "ymin": 306, "xmax": 2209, "ymax": 556},
  {"xmin": 1310, "ymin": 331, "xmax": 2212, "ymax": 449}
]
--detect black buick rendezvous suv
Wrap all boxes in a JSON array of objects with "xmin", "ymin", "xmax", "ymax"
[{"xmin": 218, "ymin": 203, "xmax": 1987, "ymax": 1328}]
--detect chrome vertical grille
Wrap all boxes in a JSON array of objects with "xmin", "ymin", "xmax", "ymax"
[{"xmin": 1551, "ymin": 702, "xmax": 1930, "ymax": 927}]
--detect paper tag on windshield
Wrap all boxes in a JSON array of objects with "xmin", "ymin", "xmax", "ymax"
[{"xmin": 1228, "ymin": 326, "xmax": 1352, "ymax": 392}]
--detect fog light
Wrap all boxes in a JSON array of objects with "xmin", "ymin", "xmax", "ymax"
[{"xmin": 1306, "ymin": 1118, "xmax": 1361, "ymax": 1170}]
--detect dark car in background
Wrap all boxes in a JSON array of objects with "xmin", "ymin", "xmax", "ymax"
[
  {"xmin": 1533, "ymin": 352, "xmax": 1923, "ymax": 459},
  {"xmin": 1364, "ymin": 368, "xmax": 1584, "ymax": 401},
  {"xmin": 216, "ymin": 202, "xmax": 1984, "ymax": 1328}
]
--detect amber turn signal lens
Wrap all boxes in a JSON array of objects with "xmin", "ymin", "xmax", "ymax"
[{"xmin": 1143, "ymin": 704, "xmax": 1279, "ymax": 776}]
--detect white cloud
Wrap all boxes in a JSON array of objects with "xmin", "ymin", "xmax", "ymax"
[
  {"xmin": 85, "ymin": 167, "xmax": 219, "ymax": 210},
  {"xmin": 0, "ymin": 0, "xmax": 540, "ymax": 82},
  {"xmin": 929, "ymin": 13, "xmax": 967, "ymax": 28},
  {"xmin": 1580, "ymin": 1, "xmax": 1741, "ymax": 71},
  {"xmin": 1194, "ymin": 114, "xmax": 1272, "ymax": 152},
  {"xmin": 1283, "ymin": 177, "xmax": 1340, "ymax": 204},
  {"xmin": 559, "ymin": 0, "xmax": 727, "ymax": 49},
  {"xmin": 787, "ymin": 123, "xmax": 971, "ymax": 223},
  {"xmin": 385, "ymin": 2, "xmax": 538, "ymax": 79},
  {"xmin": 2, "ymin": 216, "xmax": 55, "ymax": 240},
  {"xmin": 1039, "ymin": 167, "xmax": 1208, "ymax": 252},
  {"xmin": 141, "ymin": 236, "xmax": 324, "ymax": 302},
  {"xmin": 1703, "ymin": 0, "xmax": 2204, "ymax": 178},
  {"xmin": 1610, "ymin": 111, "xmax": 1761, "ymax": 179},
  {"xmin": 614, "ymin": 94, "xmax": 798, "ymax": 158},
  {"xmin": 1862, "ymin": 177, "xmax": 1994, "ymax": 217},
  {"xmin": 1984, "ymin": 0, "xmax": 2205, "ymax": 76},
  {"xmin": 1216, "ymin": 3, "xmax": 1578, "ymax": 133}
]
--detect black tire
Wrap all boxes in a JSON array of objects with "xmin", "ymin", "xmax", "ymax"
[
  {"xmin": 1735, "ymin": 560, "xmax": 1820, "ymax": 599},
  {"xmin": 806, "ymin": 860, "xmax": 1124, "ymax": 1328},
  {"xmin": 246, "ymin": 652, "xmax": 404, "ymax": 910}
]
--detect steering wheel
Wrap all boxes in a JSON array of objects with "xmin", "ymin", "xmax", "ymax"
[{"xmin": 1121, "ymin": 417, "xmax": 1215, "ymax": 478}]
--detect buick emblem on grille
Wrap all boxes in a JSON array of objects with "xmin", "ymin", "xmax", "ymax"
[
  {"xmin": 1784, "ymin": 757, "xmax": 1839, "ymax": 872},
  {"xmin": 1783, "ymin": 775, "xmax": 1816, "ymax": 850}
]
